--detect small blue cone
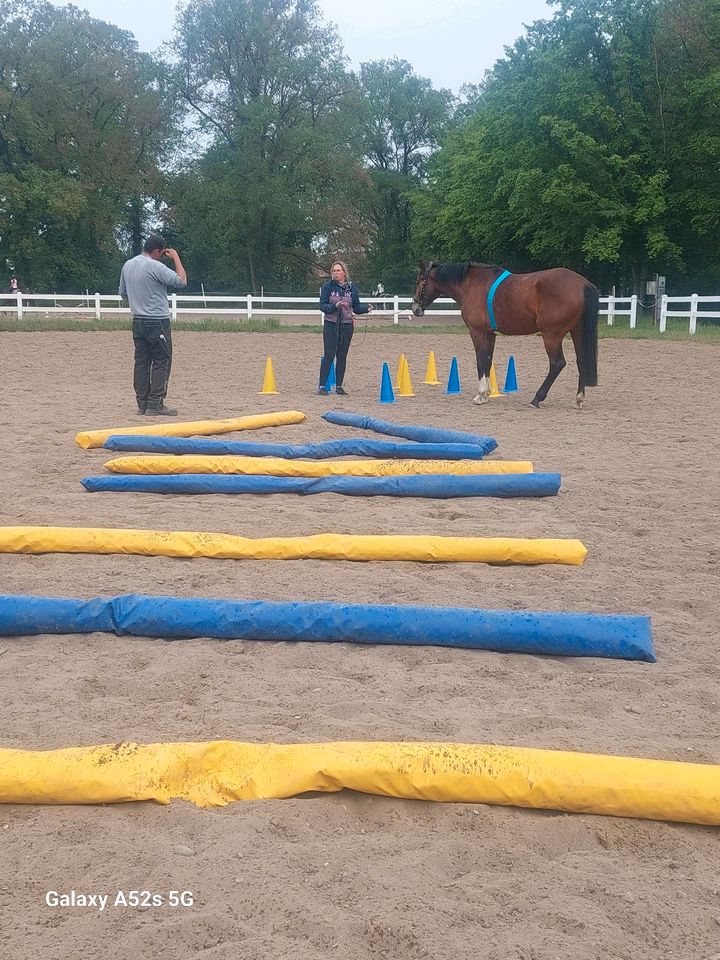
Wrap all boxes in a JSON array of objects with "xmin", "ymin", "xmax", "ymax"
[
  {"xmin": 319, "ymin": 358, "xmax": 336, "ymax": 391},
  {"xmin": 445, "ymin": 356, "xmax": 461, "ymax": 395},
  {"xmin": 503, "ymin": 355, "xmax": 519, "ymax": 393},
  {"xmin": 379, "ymin": 362, "xmax": 395, "ymax": 403}
]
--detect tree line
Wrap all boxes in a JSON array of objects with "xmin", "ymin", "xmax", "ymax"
[{"xmin": 1, "ymin": 0, "xmax": 718, "ymax": 295}]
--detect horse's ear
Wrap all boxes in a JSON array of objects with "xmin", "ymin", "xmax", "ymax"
[{"xmin": 417, "ymin": 260, "xmax": 425, "ymax": 272}]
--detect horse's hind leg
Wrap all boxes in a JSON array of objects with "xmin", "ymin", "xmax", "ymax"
[
  {"xmin": 530, "ymin": 336, "xmax": 566, "ymax": 408},
  {"xmin": 470, "ymin": 330, "xmax": 495, "ymax": 405},
  {"xmin": 570, "ymin": 327, "xmax": 585, "ymax": 408}
]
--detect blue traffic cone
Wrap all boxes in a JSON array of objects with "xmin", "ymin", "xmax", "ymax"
[
  {"xmin": 379, "ymin": 362, "xmax": 395, "ymax": 403},
  {"xmin": 502, "ymin": 355, "xmax": 519, "ymax": 393},
  {"xmin": 319, "ymin": 358, "xmax": 336, "ymax": 391},
  {"xmin": 445, "ymin": 356, "xmax": 461, "ymax": 395}
]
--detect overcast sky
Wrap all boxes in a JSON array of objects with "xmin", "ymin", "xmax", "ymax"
[{"xmin": 50, "ymin": 0, "xmax": 556, "ymax": 92}]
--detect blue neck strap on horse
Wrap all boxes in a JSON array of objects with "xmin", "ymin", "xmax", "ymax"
[{"xmin": 487, "ymin": 270, "xmax": 511, "ymax": 332}]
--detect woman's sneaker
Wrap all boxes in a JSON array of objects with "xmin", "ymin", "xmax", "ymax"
[
  {"xmin": 318, "ymin": 387, "xmax": 329, "ymax": 395},
  {"xmin": 335, "ymin": 386, "xmax": 348, "ymax": 396}
]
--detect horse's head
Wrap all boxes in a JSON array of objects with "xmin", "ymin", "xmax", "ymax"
[{"xmin": 411, "ymin": 261, "xmax": 439, "ymax": 317}]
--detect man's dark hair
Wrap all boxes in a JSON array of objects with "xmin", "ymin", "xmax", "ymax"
[{"xmin": 143, "ymin": 234, "xmax": 165, "ymax": 253}]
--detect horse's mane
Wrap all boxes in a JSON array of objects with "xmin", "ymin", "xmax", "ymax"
[{"xmin": 433, "ymin": 262, "xmax": 504, "ymax": 284}]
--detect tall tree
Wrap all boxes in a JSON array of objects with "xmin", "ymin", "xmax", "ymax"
[
  {"xmin": 164, "ymin": 0, "xmax": 368, "ymax": 291},
  {"xmin": 412, "ymin": 0, "xmax": 720, "ymax": 293},
  {"xmin": 0, "ymin": 0, "xmax": 174, "ymax": 290},
  {"xmin": 357, "ymin": 58, "xmax": 453, "ymax": 290}
]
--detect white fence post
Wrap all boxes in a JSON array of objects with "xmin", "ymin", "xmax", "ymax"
[
  {"xmin": 171, "ymin": 293, "xmax": 178, "ymax": 321},
  {"xmin": 689, "ymin": 293, "xmax": 698, "ymax": 335},
  {"xmin": 630, "ymin": 295, "xmax": 637, "ymax": 329},
  {"xmin": 16, "ymin": 291, "xmax": 23, "ymax": 320},
  {"xmin": 607, "ymin": 294, "xmax": 615, "ymax": 326},
  {"xmin": 659, "ymin": 295, "xmax": 668, "ymax": 332},
  {"xmin": 246, "ymin": 294, "xmax": 253, "ymax": 319},
  {"xmin": 393, "ymin": 294, "xmax": 399, "ymax": 326},
  {"xmin": 94, "ymin": 292, "xmax": 101, "ymax": 320}
]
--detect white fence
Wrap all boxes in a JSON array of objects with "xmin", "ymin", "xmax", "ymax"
[
  {"xmin": 0, "ymin": 290, "xmax": 712, "ymax": 334},
  {"xmin": 659, "ymin": 294, "xmax": 720, "ymax": 334}
]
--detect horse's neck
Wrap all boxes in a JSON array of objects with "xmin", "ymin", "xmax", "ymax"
[{"xmin": 435, "ymin": 279, "xmax": 465, "ymax": 305}]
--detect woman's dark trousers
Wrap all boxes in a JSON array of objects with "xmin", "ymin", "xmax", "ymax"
[
  {"xmin": 320, "ymin": 320, "xmax": 354, "ymax": 388},
  {"xmin": 132, "ymin": 317, "xmax": 173, "ymax": 411}
]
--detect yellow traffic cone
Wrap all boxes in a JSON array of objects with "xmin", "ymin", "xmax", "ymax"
[
  {"xmin": 395, "ymin": 354, "xmax": 406, "ymax": 389},
  {"xmin": 259, "ymin": 356, "xmax": 279, "ymax": 394},
  {"xmin": 488, "ymin": 363, "xmax": 502, "ymax": 399},
  {"xmin": 398, "ymin": 355, "xmax": 415, "ymax": 397},
  {"xmin": 424, "ymin": 350, "xmax": 440, "ymax": 385}
]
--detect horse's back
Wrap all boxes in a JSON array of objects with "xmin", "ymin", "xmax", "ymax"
[{"xmin": 527, "ymin": 267, "xmax": 592, "ymax": 292}]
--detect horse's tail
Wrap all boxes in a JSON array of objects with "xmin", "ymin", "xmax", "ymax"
[{"xmin": 579, "ymin": 285, "xmax": 599, "ymax": 388}]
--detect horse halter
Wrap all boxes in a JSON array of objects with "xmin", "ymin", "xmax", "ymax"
[{"xmin": 415, "ymin": 263, "xmax": 436, "ymax": 309}]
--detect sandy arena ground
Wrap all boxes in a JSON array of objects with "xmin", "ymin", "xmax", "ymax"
[{"xmin": 0, "ymin": 329, "xmax": 718, "ymax": 959}]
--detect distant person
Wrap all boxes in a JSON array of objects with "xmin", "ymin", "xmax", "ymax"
[
  {"xmin": 318, "ymin": 260, "xmax": 371, "ymax": 396},
  {"xmin": 372, "ymin": 281, "xmax": 387, "ymax": 310},
  {"xmin": 119, "ymin": 235, "xmax": 187, "ymax": 416},
  {"xmin": 8, "ymin": 276, "xmax": 18, "ymax": 294}
]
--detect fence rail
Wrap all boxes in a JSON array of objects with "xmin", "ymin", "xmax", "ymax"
[
  {"xmin": 0, "ymin": 291, "xmax": 710, "ymax": 334},
  {"xmin": 660, "ymin": 294, "xmax": 720, "ymax": 334}
]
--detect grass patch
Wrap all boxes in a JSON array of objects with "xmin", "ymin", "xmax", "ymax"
[
  {"xmin": 598, "ymin": 316, "xmax": 720, "ymax": 342},
  {"xmin": 1, "ymin": 312, "xmax": 718, "ymax": 341}
]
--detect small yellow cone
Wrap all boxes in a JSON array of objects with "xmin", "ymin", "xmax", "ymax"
[
  {"xmin": 424, "ymin": 350, "xmax": 440, "ymax": 385},
  {"xmin": 398, "ymin": 355, "xmax": 415, "ymax": 397},
  {"xmin": 259, "ymin": 356, "xmax": 279, "ymax": 394},
  {"xmin": 488, "ymin": 363, "xmax": 502, "ymax": 399},
  {"xmin": 395, "ymin": 354, "xmax": 406, "ymax": 390}
]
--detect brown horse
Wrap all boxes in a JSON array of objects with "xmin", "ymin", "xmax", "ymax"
[{"xmin": 411, "ymin": 261, "xmax": 599, "ymax": 408}]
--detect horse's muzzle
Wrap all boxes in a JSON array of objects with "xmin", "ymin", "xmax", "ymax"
[{"xmin": 410, "ymin": 301, "xmax": 424, "ymax": 317}]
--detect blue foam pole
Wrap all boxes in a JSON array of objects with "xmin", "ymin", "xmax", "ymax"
[
  {"xmin": 0, "ymin": 594, "xmax": 656, "ymax": 661},
  {"xmin": 81, "ymin": 473, "xmax": 562, "ymax": 498},
  {"xmin": 103, "ymin": 434, "xmax": 496, "ymax": 460},
  {"xmin": 103, "ymin": 435, "xmax": 494, "ymax": 460},
  {"xmin": 321, "ymin": 412, "xmax": 497, "ymax": 451}
]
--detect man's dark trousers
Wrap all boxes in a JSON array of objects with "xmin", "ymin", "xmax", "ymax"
[{"xmin": 132, "ymin": 316, "xmax": 172, "ymax": 411}]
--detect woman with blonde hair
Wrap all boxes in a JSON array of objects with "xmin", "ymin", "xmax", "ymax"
[{"xmin": 318, "ymin": 260, "xmax": 372, "ymax": 396}]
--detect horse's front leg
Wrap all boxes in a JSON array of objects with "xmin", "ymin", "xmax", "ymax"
[{"xmin": 471, "ymin": 331, "xmax": 495, "ymax": 405}]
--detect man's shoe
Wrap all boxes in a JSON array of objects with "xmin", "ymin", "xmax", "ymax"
[
  {"xmin": 335, "ymin": 386, "xmax": 348, "ymax": 396},
  {"xmin": 145, "ymin": 404, "xmax": 178, "ymax": 417},
  {"xmin": 318, "ymin": 387, "xmax": 329, "ymax": 395}
]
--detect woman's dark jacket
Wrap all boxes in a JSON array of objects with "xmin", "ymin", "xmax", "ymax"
[{"xmin": 319, "ymin": 280, "xmax": 370, "ymax": 324}]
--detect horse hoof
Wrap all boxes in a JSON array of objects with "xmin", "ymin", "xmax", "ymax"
[
  {"xmin": 529, "ymin": 399, "xmax": 541, "ymax": 409},
  {"xmin": 472, "ymin": 394, "xmax": 488, "ymax": 406}
]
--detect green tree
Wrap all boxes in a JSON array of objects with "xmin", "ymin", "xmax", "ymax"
[
  {"xmin": 164, "ymin": 0, "xmax": 368, "ymax": 292},
  {"xmin": 357, "ymin": 58, "xmax": 453, "ymax": 290},
  {"xmin": 413, "ymin": 0, "xmax": 720, "ymax": 293},
  {"xmin": 0, "ymin": 0, "xmax": 174, "ymax": 290}
]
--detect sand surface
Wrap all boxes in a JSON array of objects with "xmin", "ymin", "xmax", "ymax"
[{"xmin": 0, "ymin": 330, "xmax": 718, "ymax": 959}]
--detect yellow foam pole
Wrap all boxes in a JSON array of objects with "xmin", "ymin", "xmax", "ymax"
[
  {"xmin": 424, "ymin": 350, "xmax": 440, "ymax": 385},
  {"xmin": 0, "ymin": 527, "xmax": 588, "ymax": 564},
  {"xmin": 0, "ymin": 740, "xmax": 718, "ymax": 824},
  {"xmin": 488, "ymin": 364, "xmax": 502, "ymax": 398},
  {"xmin": 104, "ymin": 455, "xmax": 534, "ymax": 477},
  {"xmin": 75, "ymin": 411, "xmax": 306, "ymax": 450},
  {"xmin": 259, "ymin": 356, "xmax": 278, "ymax": 394}
]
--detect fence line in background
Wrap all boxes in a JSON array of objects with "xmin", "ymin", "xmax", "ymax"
[{"xmin": 0, "ymin": 291, "xmax": 714, "ymax": 334}]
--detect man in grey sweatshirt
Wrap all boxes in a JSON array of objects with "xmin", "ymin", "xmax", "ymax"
[{"xmin": 119, "ymin": 234, "xmax": 188, "ymax": 415}]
